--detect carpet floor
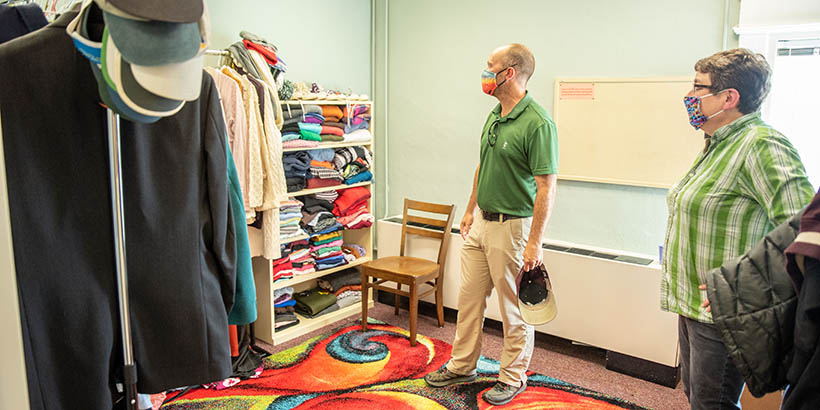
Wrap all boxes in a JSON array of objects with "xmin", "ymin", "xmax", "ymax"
[{"xmin": 161, "ymin": 320, "xmax": 655, "ymax": 409}]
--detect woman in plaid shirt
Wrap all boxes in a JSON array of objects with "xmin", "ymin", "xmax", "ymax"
[{"xmin": 662, "ymin": 48, "xmax": 814, "ymax": 410}]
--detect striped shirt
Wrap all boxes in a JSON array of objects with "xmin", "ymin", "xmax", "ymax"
[{"xmin": 661, "ymin": 112, "xmax": 814, "ymax": 323}]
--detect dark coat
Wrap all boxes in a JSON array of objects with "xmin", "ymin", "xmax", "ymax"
[
  {"xmin": 0, "ymin": 10, "xmax": 235, "ymax": 409},
  {"xmin": 705, "ymin": 210, "xmax": 804, "ymax": 397}
]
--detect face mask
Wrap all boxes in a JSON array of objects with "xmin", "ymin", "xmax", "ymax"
[
  {"xmin": 481, "ymin": 67, "xmax": 511, "ymax": 96},
  {"xmin": 684, "ymin": 91, "xmax": 725, "ymax": 130}
]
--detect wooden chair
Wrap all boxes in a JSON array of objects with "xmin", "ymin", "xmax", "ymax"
[{"xmin": 361, "ymin": 199, "xmax": 456, "ymax": 346}]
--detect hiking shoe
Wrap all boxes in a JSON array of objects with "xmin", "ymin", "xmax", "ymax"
[
  {"xmin": 424, "ymin": 367, "xmax": 477, "ymax": 387},
  {"xmin": 482, "ymin": 381, "xmax": 526, "ymax": 405}
]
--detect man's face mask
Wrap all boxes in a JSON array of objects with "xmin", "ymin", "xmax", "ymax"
[
  {"xmin": 481, "ymin": 66, "xmax": 513, "ymax": 96},
  {"xmin": 684, "ymin": 90, "xmax": 725, "ymax": 130}
]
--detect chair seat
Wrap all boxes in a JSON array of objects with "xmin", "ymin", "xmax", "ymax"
[{"xmin": 363, "ymin": 256, "xmax": 440, "ymax": 281}]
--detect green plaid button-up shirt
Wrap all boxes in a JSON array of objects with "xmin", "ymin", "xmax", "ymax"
[{"xmin": 661, "ymin": 112, "xmax": 814, "ymax": 323}]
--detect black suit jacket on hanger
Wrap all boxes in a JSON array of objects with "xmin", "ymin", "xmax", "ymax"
[{"xmin": 0, "ymin": 10, "xmax": 236, "ymax": 409}]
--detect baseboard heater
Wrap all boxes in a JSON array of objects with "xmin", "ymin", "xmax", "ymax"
[{"xmin": 378, "ymin": 217, "xmax": 679, "ymax": 386}]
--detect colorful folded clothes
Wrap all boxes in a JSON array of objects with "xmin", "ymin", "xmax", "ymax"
[
  {"xmin": 282, "ymin": 139, "xmax": 320, "ymax": 149},
  {"xmin": 345, "ymin": 170, "xmax": 372, "ymax": 185},
  {"xmin": 333, "ymin": 186, "xmax": 371, "ymax": 217},
  {"xmin": 342, "ymin": 244, "xmax": 367, "ymax": 259},
  {"xmin": 316, "ymin": 254, "xmax": 347, "ymax": 270},
  {"xmin": 332, "ymin": 146, "xmax": 372, "ymax": 171},
  {"xmin": 298, "ymin": 122, "xmax": 322, "ymax": 141},
  {"xmin": 307, "ymin": 149, "xmax": 335, "ymax": 162},
  {"xmin": 309, "ymin": 160, "xmax": 343, "ymax": 180},
  {"xmin": 303, "ymin": 112, "xmax": 325, "ymax": 124},
  {"xmin": 311, "ymin": 230, "xmax": 343, "ymax": 243},
  {"xmin": 312, "ymin": 221, "xmax": 344, "ymax": 236},
  {"xmin": 306, "ymin": 178, "xmax": 341, "ymax": 189},
  {"xmin": 321, "ymin": 105, "xmax": 343, "ymax": 122}
]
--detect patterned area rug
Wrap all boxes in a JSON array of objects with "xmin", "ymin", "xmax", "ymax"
[{"xmin": 161, "ymin": 321, "xmax": 650, "ymax": 409}]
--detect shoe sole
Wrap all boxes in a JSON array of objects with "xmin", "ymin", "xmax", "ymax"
[
  {"xmin": 482, "ymin": 386, "xmax": 526, "ymax": 405},
  {"xmin": 424, "ymin": 374, "xmax": 477, "ymax": 387}
]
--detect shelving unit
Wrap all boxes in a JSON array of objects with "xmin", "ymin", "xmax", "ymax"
[{"xmin": 251, "ymin": 100, "xmax": 375, "ymax": 346}]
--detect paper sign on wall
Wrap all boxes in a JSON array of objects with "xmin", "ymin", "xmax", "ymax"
[{"xmin": 559, "ymin": 82, "xmax": 595, "ymax": 100}]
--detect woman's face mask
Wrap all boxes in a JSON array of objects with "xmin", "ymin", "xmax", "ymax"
[{"xmin": 684, "ymin": 90, "xmax": 725, "ymax": 130}]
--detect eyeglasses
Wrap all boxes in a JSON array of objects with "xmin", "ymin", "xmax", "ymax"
[
  {"xmin": 692, "ymin": 83, "xmax": 714, "ymax": 93},
  {"xmin": 487, "ymin": 119, "xmax": 500, "ymax": 147}
]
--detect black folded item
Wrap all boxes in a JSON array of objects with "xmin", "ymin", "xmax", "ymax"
[
  {"xmin": 275, "ymin": 312, "xmax": 299, "ymax": 325},
  {"xmin": 274, "ymin": 319, "xmax": 300, "ymax": 332},
  {"xmin": 287, "ymin": 177, "xmax": 306, "ymax": 193},
  {"xmin": 299, "ymin": 195, "xmax": 334, "ymax": 213},
  {"xmin": 293, "ymin": 288, "xmax": 337, "ymax": 316},
  {"xmin": 318, "ymin": 268, "xmax": 361, "ymax": 292}
]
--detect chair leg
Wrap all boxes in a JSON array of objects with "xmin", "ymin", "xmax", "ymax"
[
  {"xmin": 409, "ymin": 282, "xmax": 418, "ymax": 347},
  {"xmin": 395, "ymin": 283, "xmax": 401, "ymax": 315},
  {"xmin": 436, "ymin": 280, "xmax": 445, "ymax": 327},
  {"xmin": 361, "ymin": 272, "xmax": 369, "ymax": 332}
]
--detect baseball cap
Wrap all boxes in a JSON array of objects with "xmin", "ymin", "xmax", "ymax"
[
  {"xmin": 103, "ymin": 11, "xmax": 201, "ymax": 67},
  {"xmin": 66, "ymin": 0, "xmax": 102, "ymax": 64},
  {"xmin": 516, "ymin": 263, "xmax": 558, "ymax": 326},
  {"xmin": 101, "ymin": 28, "xmax": 185, "ymax": 117},
  {"xmin": 91, "ymin": 0, "xmax": 149, "ymax": 21},
  {"xmin": 97, "ymin": 0, "xmax": 202, "ymax": 24},
  {"xmin": 89, "ymin": 63, "xmax": 161, "ymax": 124}
]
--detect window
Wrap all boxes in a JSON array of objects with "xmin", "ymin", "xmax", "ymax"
[{"xmin": 767, "ymin": 38, "xmax": 820, "ymax": 189}]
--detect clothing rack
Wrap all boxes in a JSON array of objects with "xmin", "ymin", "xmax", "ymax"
[{"xmin": 106, "ymin": 109, "xmax": 138, "ymax": 410}]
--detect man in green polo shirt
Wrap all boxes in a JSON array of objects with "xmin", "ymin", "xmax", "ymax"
[{"xmin": 424, "ymin": 43, "xmax": 559, "ymax": 406}]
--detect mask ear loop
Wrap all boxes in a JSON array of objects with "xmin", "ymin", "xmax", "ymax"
[
  {"xmin": 285, "ymin": 102, "xmax": 292, "ymax": 118},
  {"xmin": 299, "ymin": 100, "xmax": 305, "ymax": 122},
  {"xmin": 346, "ymin": 100, "xmax": 352, "ymax": 128}
]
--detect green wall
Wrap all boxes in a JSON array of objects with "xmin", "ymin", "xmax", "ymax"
[
  {"xmin": 206, "ymin": 0, "xmax": 372, "ymax": 96},
  {"xmin": 376, "ymin": 0, "xmax": 740, "ymax": 256}
]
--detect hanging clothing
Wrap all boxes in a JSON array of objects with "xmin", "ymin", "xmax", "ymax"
[
  {"xmin": 0, "ymin": 3, "xmax": 48, "ymax": 44},
  {"xmin": 0, "ymin": 10, "xmax": 235, "ymax": 409}
]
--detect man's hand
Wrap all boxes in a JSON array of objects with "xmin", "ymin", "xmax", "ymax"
[
  {"xmin": 460, "ymin": 212, "xmax": 474, "ymax": 240},
  {"xmin": 522, "ymin": 241, "xmax": 542, "ymax": 272},
  {"xmin": 699, "ymin": 284, "xmax": 711, "ymax": 313}
]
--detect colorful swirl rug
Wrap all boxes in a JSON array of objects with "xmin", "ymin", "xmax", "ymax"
[{"xmin": 162, "ymin": 321, "xmax": 650, "ymax": 409}]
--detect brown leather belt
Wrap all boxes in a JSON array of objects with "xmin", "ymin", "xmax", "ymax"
[{"xmin": 481, "ymin": 210, "xmax": 525, "ymax": 223}]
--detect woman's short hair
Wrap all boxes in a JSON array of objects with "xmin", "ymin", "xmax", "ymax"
[{"xmin": 694, "ymin": 48, "xmax": 772, "ymax": 114}]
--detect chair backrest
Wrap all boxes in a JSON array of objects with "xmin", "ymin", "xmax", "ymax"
[{"xmin": 399, "ymin": 198, "xmax": 456, "ymax": 267}]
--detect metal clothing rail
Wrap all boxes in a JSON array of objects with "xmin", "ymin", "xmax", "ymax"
[{"xmin": 106, "ymin": 109, "xmax": 138, "ymax": 410}]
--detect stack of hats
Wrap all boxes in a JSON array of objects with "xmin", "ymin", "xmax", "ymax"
[
  {"xmin": 332, "ymin": 146, "xmax": 373, "ymax": 186},
  {"xmin": 67, "ymin": 0, "xmax": 209, "ymax": 123}
]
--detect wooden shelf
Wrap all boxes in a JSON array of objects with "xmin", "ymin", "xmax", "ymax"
[
  {"xmin": 282, "ymin": 100, "xmax": 372, "ymax": 105},
  {"xmin": 283, "ymin": 140, "xmax": 373, "ymax": 152},
  {"xmin": 272, "ymin": 298, "xmax": 373, "ymax": 345},
  {"xmin": 288, "ymin": 181, "xmax": 371, "ymax": 197},
  {"xmin": 272, "ymin": 256, "xmax": 371, "ymax": 290}
]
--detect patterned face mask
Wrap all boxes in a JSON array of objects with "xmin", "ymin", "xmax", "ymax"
[
  {"xmin": 684, "ymin": 91, "xmax": 724, "ymax": 130},
  {"xmin": 481, "ymin": 66, "xmax": 513, "ymax": 96}
]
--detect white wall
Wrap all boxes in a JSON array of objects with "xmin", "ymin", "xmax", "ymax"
[
  {"xmin": 376, "ymin": 0, "xmax": 740, "ymax": 256},
  {"xmin": 206, "ymin": 0, "xmax": 372, "ymax": 96},
  {"xmin": 739, "ymin": 0, "xmax": 820, "ymax": 27}
]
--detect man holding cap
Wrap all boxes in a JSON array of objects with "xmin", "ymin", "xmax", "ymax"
[{"xmin": 424, "ymin": 43, "xmax": 558, "ymax": 406}]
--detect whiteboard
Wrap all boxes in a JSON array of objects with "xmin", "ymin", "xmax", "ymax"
[{"xmin": 553, "ymin": 77, "xmax": 704, "ymax": 188}]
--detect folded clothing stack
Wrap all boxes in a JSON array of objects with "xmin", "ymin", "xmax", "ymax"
[
  {"xmin": 274, "ymin": 286, "xmax": 298, "ymax": 331},
  {"xmin": 281, "ymin": 103, "xmax": 322, "ymax": 149},
  {"xmin": 306, "ymin": 149, "xmax": 343, "ymax": 189},
  {"xmin": 342, "ymin": 104, "xmax": 371, "ymax": 134},
  {"xmin": 332, "ymin": 186, "xmax": 373, "ymax": 229},
  {"xmin": 271, "ymin": 253, "xmax": 294, "ymax": 283},
  {"xmin": 318, "ymin": 268, "xmax": 363, "ymax": 309},
  {"xmin": 286, "ymin": 239, "xmax": 315, "ymax": 276},
  {"xmin": 319, "ymin": 105, "xmax": 345, "ymax": 142},
  {"xmin": 311, "ymin": 230, "xmax": 347, "ymax": 271},
  {"xmin": 300, "ymin": 210, "xmax": 341, "ymax": 235},
  {"xmin": 293, "ymin": 288, "xmax": 338, "ymax": 318},
  {"xmin": 279, "ymin": 199, "xmax": 307, "ymax": 241},
  {"xmin": 332, "ymin": 146, "xmax": 373, "ymax": 185},
  {"xmin": 283, "ymin": 151, "xmax": 311, "ymax": 192}
]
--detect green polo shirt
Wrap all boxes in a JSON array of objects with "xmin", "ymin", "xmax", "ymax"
[{"xmin": 476, "ymin": 93, "xmax": 559, "ymax": 217}]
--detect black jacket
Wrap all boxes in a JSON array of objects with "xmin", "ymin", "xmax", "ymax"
[
  {"xmin": 0, "ymin": 10, "xmax": 235, "ymax": 409},
  {"xmin": 705, "ymin": 210, "xmax": 804, "ymax": 397}
]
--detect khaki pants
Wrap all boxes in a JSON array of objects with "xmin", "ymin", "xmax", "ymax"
[{"xmin": 446, "ymin": 215, "xmax": 534, "ymax": 386}]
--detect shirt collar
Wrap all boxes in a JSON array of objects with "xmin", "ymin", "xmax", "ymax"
[
  {"xmin": 492, "ymin": 92, "xmax": 532, "ymax": 122},
  {"xmin": 710, "ymin": 112, "xmax": 763, "ymax": 144}
]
